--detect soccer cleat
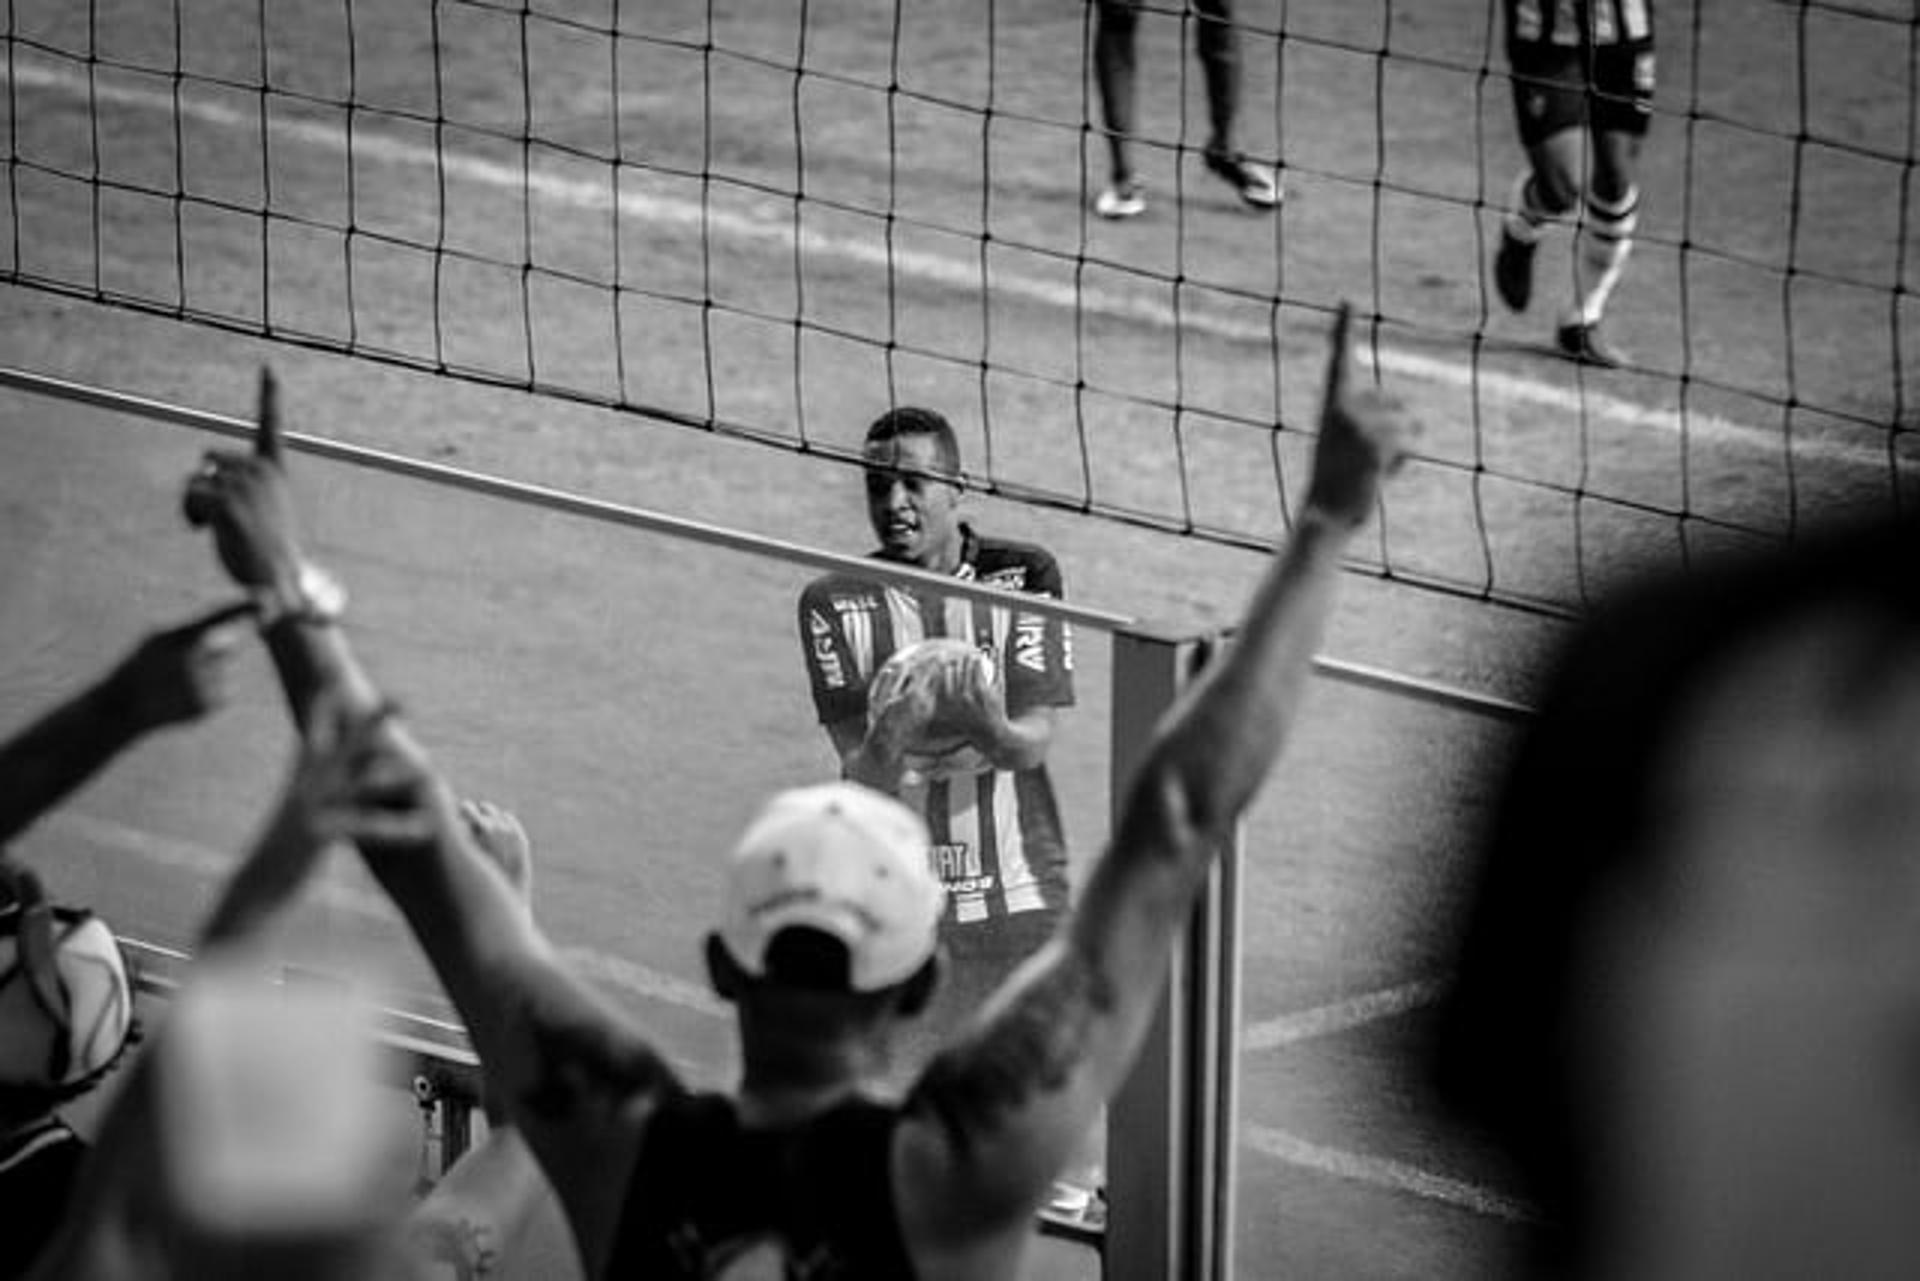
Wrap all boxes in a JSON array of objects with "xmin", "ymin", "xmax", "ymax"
[
  {"xmin": 1555, "ymin": 320, "xmax": 1627, "ymax": 369},
  {"xmin": 1493, "ymin": 229, "xmax": 1536, "ymax": 312},
  {"xmin": 1094, "ymin": 180, "xmax": 1145, "ymax": 220},
  {"xmin": 1203, "ymin": 150, "xmax": 1281, "ymax": 208},
  {"xmin": 1038, "ymin": 1180, "xmax": 1107, "ymax": 1240}
]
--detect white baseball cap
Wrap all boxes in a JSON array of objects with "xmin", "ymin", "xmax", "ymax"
[{"xmin": 720, "ymin": 782, "xmax": 946, "ymax": 993}]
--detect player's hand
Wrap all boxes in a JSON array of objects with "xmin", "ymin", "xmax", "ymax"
[
  {"xmin": 865, "ymin": 656, "xmax": 942, "ymax": 753},
  {"xmin": 183, "ymin": 368, "xmax": 308, "ymax": 589},
  {"xmin": 460, "ymin": 799, "xmax": 534, "ymax": 914},
  {"xmin": 942, "ymin": 649, "xmax": 1006, "ymax": 743},
  {"xmin": 108, "ymin": 601, "xmax": 257, "ymax": 732},
  {"xmin": 1303, "ymin": 303, "xmax": 1418, "ymax": 529}
]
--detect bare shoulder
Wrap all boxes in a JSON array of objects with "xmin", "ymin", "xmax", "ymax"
[
  {"xmin": 892, "ymin": 942, "xmax": 1117, "ymax": 1239},
  {"xmin": 510, "ymin": 991, "xmax": 680, "ymax": 1129},
  {"xmin": 511, "ymin": 1028, "xmax": 680, "ymax": 1281}
]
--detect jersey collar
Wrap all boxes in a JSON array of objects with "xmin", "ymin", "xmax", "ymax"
[{"xmin": 868, "ymin": 522, "xmax": 980, "ymax": 580}]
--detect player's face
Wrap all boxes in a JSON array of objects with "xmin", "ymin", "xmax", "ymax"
[{"xmin": 863, "ymin": 434, "xmax": 961, "ymax": 569}]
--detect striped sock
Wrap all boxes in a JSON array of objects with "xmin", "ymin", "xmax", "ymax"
[{"xmin": 1570, "ymin": 185, "xmax": 1639, "ymax": 325}]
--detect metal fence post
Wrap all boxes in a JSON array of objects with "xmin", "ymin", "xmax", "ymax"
[{"xmin": 1106, "ymin": 626, "xmax": 1234, "ymax": 1281}]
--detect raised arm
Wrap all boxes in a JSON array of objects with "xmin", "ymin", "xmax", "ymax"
[
  {"xmin": 29, "ymin": 699, "xmax": 440, "ymax": 1281},
  {"xmin": 185, "ymin": 372, "xmax": 675, "ymax": 1279},
  {"xmin": 896, "ymin": 304, "xmax": 1416, "ymax": 1238},
  {"xmin": 0, "ymin": 602, "xmax": 251, "ymax": 845},
  {"xmin": 192, "ymin": 697, "xmax": 420, "ymax": 956},
  {"xmin": 182, "ymin": 371, "xmax": 382, "ymax": 732},
  {"xmin": 342, "ymin": 729, "xmax": 675, "ymax": 1279}
]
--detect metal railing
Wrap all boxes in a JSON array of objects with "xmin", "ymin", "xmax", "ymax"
[{"xmin": 119, "ymin": 937, "xmax": 485, "ymax": 1175}]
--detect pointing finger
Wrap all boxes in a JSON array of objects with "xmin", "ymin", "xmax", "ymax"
[
  {"xmin": 256, "ymin": 367, "xmax": 283, "ymax": 465},
  {"xmin": 1324, "ymin": 301, "xmax": 1355, "ymax": 409}
]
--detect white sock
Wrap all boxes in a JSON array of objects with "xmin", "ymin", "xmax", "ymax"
[{"xmin": 1569, "ymin": 185, "xmax": 1639, "ymax": 326}]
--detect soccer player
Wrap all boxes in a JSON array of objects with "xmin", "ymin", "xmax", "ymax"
[
  {"xmin": 1091, "ymin": 0, "xmax": 1280, "ymax": 219},
  {"xmin": 797, "ymin": 409, "xmax": 1072, "ymax": 1046},
  {"xmin": 1493, "ymin": 0, "xmax": 1655, "ymax": 367},
  {"xmin": 796, "ymin": 405, "xmax": 1092, "ymax": 1218},
  {"xmin": 194, "ymin": 303, "xmax": 1413, "ymax": 1279}
]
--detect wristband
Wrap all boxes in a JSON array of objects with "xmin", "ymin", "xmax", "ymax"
[{"xmin": 252, "ymin": 561, "xmax": 348, "ymax": 630}]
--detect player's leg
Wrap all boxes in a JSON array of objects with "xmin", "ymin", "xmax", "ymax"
[
  {"xmin": 1557, "ymin": 44, "xmax": 1655, "ymax": 366},
  {"xmin": 1556, "ymin": 127, "xmax": 1642, "ymax": 365},
  {"xmin": 1495, "ymin": 44, "xmax": 1586, "ymax": 314},
  {"xmin": 1093, "ymin": 0, "xmax": 1146, "ymax": 219},
  {"xmin": 1193, "ymin": 0, "xmax": 1279, "ymax": 208},
  {"xmin": 950, "ymin": 908, "xmax": 1104, "ymax": 1232}
]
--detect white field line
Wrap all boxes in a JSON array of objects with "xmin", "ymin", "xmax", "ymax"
[
  {"xmin": 42, "ymin": 808, "xmax": 1527, "ymax": 1216},
  {"xmin": 556, "ymin": 943, "xmax": 727, "ymax": 1018},
  {"xmin": 6, "ymin": 60, "xmax": 1885, "ymax": 472},
  {"xmin": 1245, "ymin": 1123, "xmax": 1536, "ymax": 1223},
  {"xmin": 46, "ymin": 807, "xmax": 1431, "ymax": 1046},
  {"xmin": 1242, "ymin": 977, "xmax": 1448, "ymax": 1052},
  {"xmin": 46, "ymin": 808, "xmax": 401, "ymax": 921},
  {"xmin": 40, "ymin": 808, "xmax": 726, "ymax": 1017},
  {"xmin": 43, "ymin": 806, "xmax": 1446, "ymax": 1052}
]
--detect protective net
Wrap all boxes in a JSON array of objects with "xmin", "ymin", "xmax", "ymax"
[{"xmin": 2, "ymin": 0, "xmax": 1914, "ymax": 616}]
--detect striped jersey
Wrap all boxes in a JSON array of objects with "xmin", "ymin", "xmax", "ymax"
[
  {"xmin": 798, "ymin": 525, "xmax": 1074, "ymax": 927},
  {"xmin": 1507, "ymin": 0, "xmax": 1653, "ymax": 47}
]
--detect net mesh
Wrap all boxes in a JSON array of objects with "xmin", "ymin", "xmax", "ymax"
[{"xmin": 2, "ymin": 0, "xmax": 1914, "ymax": 617}]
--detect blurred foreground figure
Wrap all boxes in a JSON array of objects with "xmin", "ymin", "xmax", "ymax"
[
  {"xmin": 1434, "ymin": 514, "xmax": 1920, "ymax": 1281},
  {"xmin": 29, "ymin": 697, "xmax": 433, "ymax": 1281}
]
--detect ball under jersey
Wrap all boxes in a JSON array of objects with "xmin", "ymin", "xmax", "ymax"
[{"xmin": 798, "ymin": 525, "xmax": 1075, "ymax": 927}]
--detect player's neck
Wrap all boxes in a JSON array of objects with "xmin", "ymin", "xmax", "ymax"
[{"xmin": 917, "ymin": 526, "xmax": 967, "ymax": 576}]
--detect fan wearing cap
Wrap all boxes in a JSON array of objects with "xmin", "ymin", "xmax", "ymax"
[
  {"xmin": 588, "ymin": 783, "xmax": 953, "ymax": 1276},
  {"xmin": 795, "ymin": 407, "xmax": 1078, "ymax": 1099}
]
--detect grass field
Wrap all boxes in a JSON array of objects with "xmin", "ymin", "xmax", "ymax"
[{"xmin": 2, "ymin": 1, "xmax": 1914, "ymax": 1276}]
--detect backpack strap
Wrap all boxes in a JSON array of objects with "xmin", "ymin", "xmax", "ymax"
[{"xmin": 0, "ymin": 859, "xmax": 76, "ymax": 1082}]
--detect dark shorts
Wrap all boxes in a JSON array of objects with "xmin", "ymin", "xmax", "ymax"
[{"xmin": 1509, "ymin": 41, "xmax": 1656, "ymax": 146}]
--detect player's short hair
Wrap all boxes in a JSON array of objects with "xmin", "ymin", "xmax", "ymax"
[{"xmin": 864, "ymin": 407, "xmax": 961, "ymax": 481}]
